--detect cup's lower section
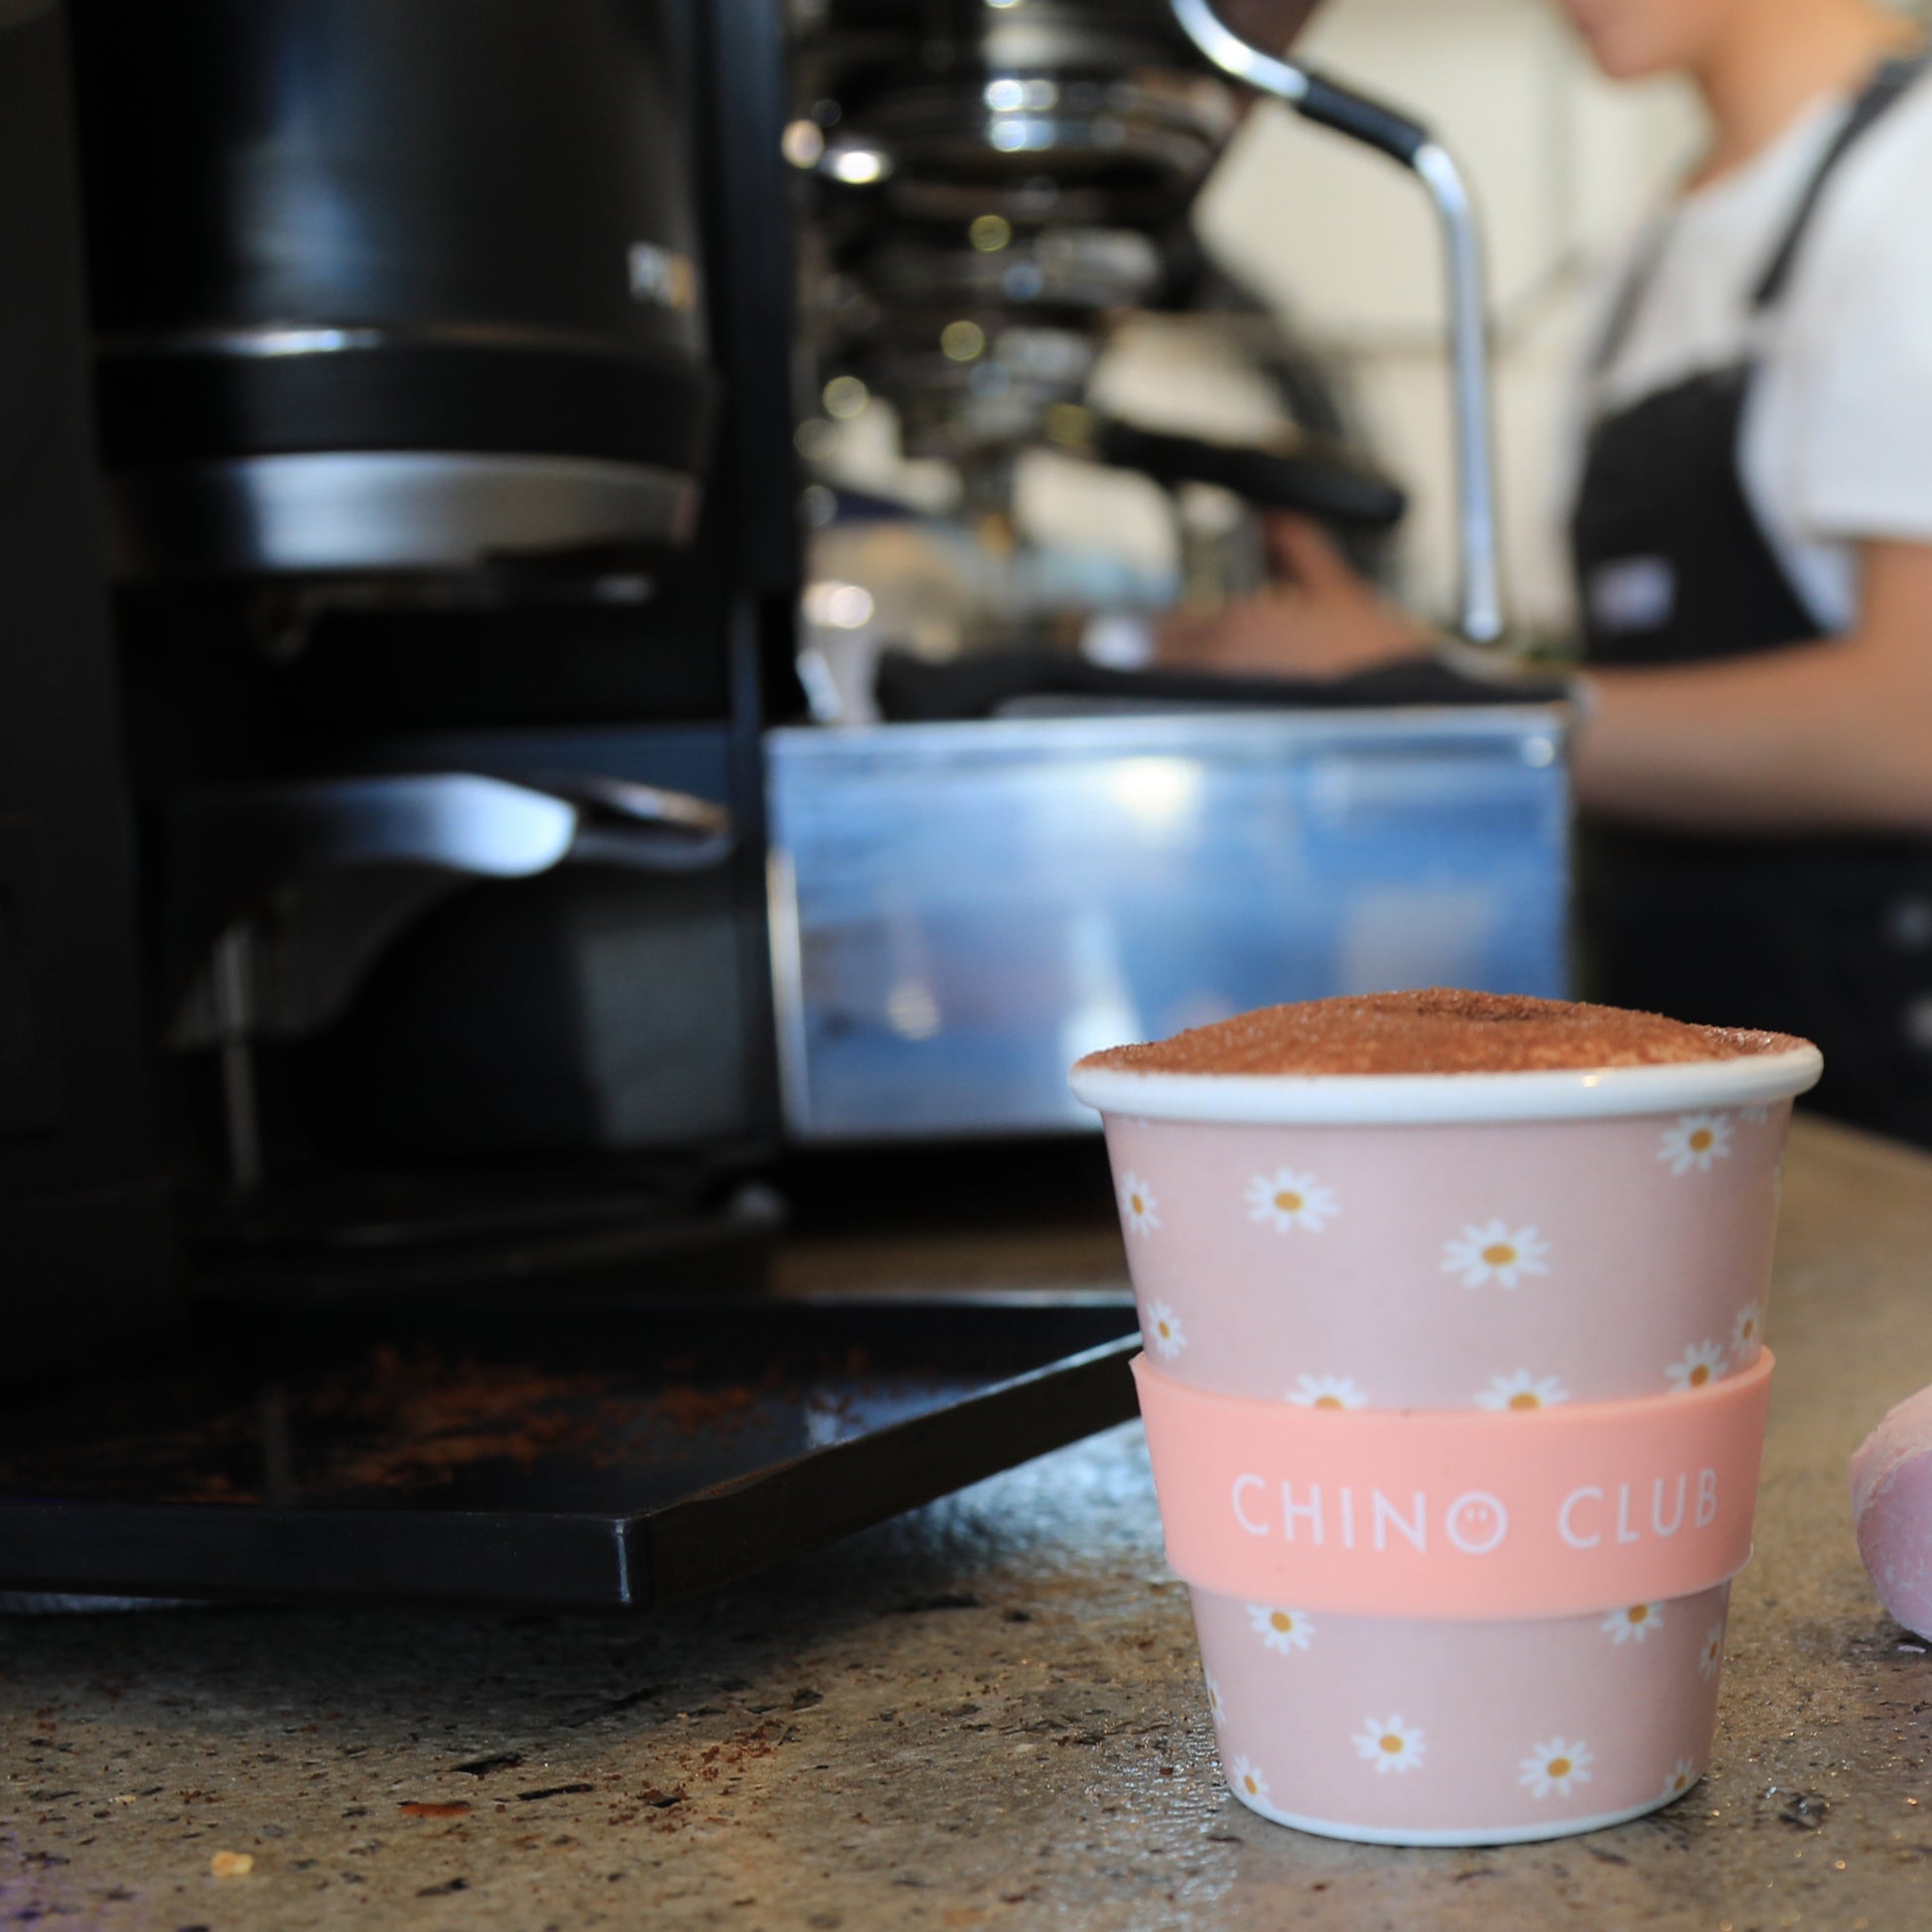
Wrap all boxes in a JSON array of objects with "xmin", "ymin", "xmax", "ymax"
[
  {"xmin": 1226, "ymin": 1786, "xmax": 1688, "ymax": 1848},
  {"xmin": 1194, "ymin": 1582, "xmax": 1728, "ymax": 1846}
]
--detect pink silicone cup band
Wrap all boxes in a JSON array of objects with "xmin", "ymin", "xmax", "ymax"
[{"xmin": 1135, "ymin": 1350, "xmax": 1773, "ymax": 1620}]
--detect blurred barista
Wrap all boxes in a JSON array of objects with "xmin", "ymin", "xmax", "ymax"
[{"xmin": 1165, "ymin": 0, "xmax": 1932, "ymax": 1145}]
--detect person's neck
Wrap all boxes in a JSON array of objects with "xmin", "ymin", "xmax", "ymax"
[{"xmin": 1687, "ymin": 0, "xmax": 1919, "ymax": 188}]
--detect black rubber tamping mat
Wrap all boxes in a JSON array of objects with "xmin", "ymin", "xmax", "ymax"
[{"xmin": 0, "ymin": 1297, "xmax": 1140, "ymax": 1610}]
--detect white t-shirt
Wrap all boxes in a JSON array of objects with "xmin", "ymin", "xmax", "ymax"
[{"xmin": 1584, "ymin": 70, "xmax": 1932, "ymax": 634}]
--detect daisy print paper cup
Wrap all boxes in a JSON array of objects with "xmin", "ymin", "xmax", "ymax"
[{"xmin": 1071, "ymin": 991, "xmax": 1821, "ymax": 1847}]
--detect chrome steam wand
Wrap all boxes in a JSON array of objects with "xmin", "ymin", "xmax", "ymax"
[{"xmin": 1170, "ymin": 0, "xmax": 1506, "ymax": 644}]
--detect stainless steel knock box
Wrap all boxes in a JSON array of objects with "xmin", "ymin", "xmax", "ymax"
[{"xmin": 767, "ymin": 707, "xmax": 1570, "ymax": 1141}]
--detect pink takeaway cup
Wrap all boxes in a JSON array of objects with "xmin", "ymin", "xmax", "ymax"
[{"xmin": 1071, "ymin": 1011, "xmax": 1821, "ymax": 1846}]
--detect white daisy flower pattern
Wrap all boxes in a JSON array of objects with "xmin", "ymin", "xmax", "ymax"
[
  {"xmin": 1144, "ymin": 1300, "xmax": 1186, "ymax": 1360},
  {"xmin": 1118, "ymin": 1172, "xmax": 1161, "ymax": 1236},
  {"xmin": 1287, "ymin": 1373, "xmax": 1368, "ymax": 1410},
  {"xmin": 1667, "ymin": 1339, "xmax": 1728, "ymax": 1393},
  {"xmin": 1658, "ymin": 1112, "xmax": 1733, "ymax": 1176},
  {"xmin": 1245, "ymin": 1169, "xmax": 1339, "ymax": 1234},
  {"xmin": 1203, "ymin": 1672, "xmax": 1226, "ymax": 1724},
  {"xmin": 1441, "ymin": 1221, "xmax": 1550, "ymax": 1290},
  {"xmin": 1699, "ymin": 1620, "xmax": 1725, "ymax": 1681},
  {"xmin": 1738, "ymin": 1104, "xmax": 1769, "ymax": 1125},
  {"xmin": 1519, "ymin": 1736, "xmax": 1593, "ymax": 1799},
  {"xmin": 1474, "ymin": 1371, "xmax": 1571, "ymax": 1413},
  {"xmin": 1660, "ymin": 1758, "xmax": 1700, "ymax": 1803},
  {"xmin": 1227, "ymin": 1753, "xmax": 1271, "ymax": 1806},
  {"xmin": 1731, "ymin": 1301, "xmax": 1764, "ymax": 1361},
  {"xmin": 1601, "ymin": 1601, "xmax": 1662, "ymax": 1645},
  {"xmin": 1247, "ymin": 1604, "xmax": 1314, "ymax": 1655},
  {"xmin": 1354, "ymin": 1716, "xmax": 1426, "ymax": 1774}
]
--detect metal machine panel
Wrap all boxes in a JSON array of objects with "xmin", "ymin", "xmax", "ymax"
[{"xmin": 767, "ymin": 709, "xmax": 1570, "ymax": 1140}]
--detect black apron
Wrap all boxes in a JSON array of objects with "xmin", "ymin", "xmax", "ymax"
[{"xmin": 1571, "ymin": 54, "xmax": 1932, "ymax": 1148}]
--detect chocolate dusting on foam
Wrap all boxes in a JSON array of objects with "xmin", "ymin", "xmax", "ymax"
[{"xmin": 1076, "ymin": 989, "xmax": 1806, "ymax": 1078}]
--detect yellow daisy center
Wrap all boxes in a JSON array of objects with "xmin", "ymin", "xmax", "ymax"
[
  {"xmin": 1628, "ymin": 1604, "xmax": 1649, "ymax": 1625},
  {"xmin": 1690, "ymin": 1129, "xmax": 1714, "ymax": 1152},
  {"xmin": 1690, "ymin": 1363, "xmax": 1712, "ymax": 1387},
  {"xmin": 1157, "ymin": 1319, "xmax": 1172, "ymax": 1339},
  {"xmin": 1269, "ymin": 1611, "xmax": 1294, "ymax": 1634},
  {"xmin": 1131, "ymin": 1194, "xmax": 1145, "ymax": 1215},
  {"xmin": 1548, "ymin": 1756, "xmax": 1571, "ymax": 1779},
  {"xmin": 1314, "ymin": 1395, "xmax": 1343, "ymax": 1410},
  {"xmin": 1508, "ymin": 1391, "xmax": 1540, "ymax": 1411},
  {"xmin": 1673, "ymin": 1772, "xmax": 1690, "ymax": 1791},
  {"xmin": 1380, "ymin": 1733, "xmax": 1403, "ymax": 1755},
  {"xmin": 1243, "ymin": 1773, "xmax": 1259, "ymax": 1794},
  {"xmin": 1482, "ymin": 1242, "xmax": 1516, "ymax": 1267},
  {"xmin": 1741, "ymin": 1317, "xmax": 1756, "ymax": 1337},
  {"xmin": 1274, "ymin": 1189, "xmax": 1304, "ymax": 1214}
]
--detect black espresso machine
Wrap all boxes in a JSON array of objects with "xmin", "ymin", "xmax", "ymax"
[
  {"xmin": 0, "ymin": 0, "xmax": 1575, "ymax": 1609},
  {"xmin": 6, "ymin": 0, "xmax": 1547, "ymax": 1337}
]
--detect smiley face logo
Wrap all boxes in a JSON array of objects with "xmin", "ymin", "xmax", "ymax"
[{"xmin": 1445, "ymin": 1490, "xmax": 1509, "ymax": 1556}]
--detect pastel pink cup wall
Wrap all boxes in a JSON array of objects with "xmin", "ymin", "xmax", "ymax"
[{"xmin": 1096, "ymin": 1098, "xmax": 1796, "ymax": 1845}]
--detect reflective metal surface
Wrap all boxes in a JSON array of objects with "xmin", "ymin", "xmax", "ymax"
[
  {"xmin": 850, "ymin": 71, "xmax": 1236, "ymax": 225},
  {"xmin": 869, "ymin": 324, "xmax": 1100, "ymax": 463},
  {"xmin": 1169, "ymin": 0, "xmax": 1313, "ymax": 104},
  {"xmin": 95, "ymin": 319, "xmax": 697, "ymax": 360},
  {"xmin": 167, "ymin": 769, "xmax": 734, "ymax": 1046},
  {"xmin": 69, "ymin": 0, "xmax": 714, "ymax": 585},
  {"xmin": 801, "ymin": 0, "xmax": 1242, "ymax": 467},
  {"xmin": 855, "ymin": 225, "xmax": 1164, "ymax": 313},
  {"xmin": 767, "ymin": 710, "xmax": 1570, "ymax": 1140},
  {"xmin": 107, "ymin": 452, "xmax": 700, "ymax": 580},
  {"xmin": 810, "ymin": 0, "xmax": 1237, "ymax": 226},
  {"xmin": 1412, "ymin": 141, "xmax": 1506, "ymax": 645},
  {"xmin": 1169, "ymin": 0, "xmax": 1505, "ymax": 642}
]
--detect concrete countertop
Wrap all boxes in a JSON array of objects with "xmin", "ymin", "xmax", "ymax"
[{"xmin": 4, "ymin": 1115, "xmax": 1932, "ymax": 1930}]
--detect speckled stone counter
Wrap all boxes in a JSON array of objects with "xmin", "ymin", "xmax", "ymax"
[{"xmin": 5, "ymin": 1116, "xmax": 1932, "ymax": 1930}]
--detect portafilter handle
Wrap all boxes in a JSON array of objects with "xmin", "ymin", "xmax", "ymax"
[{"xmin": 1170, "ymin": 0, "xmax": 1506, "ymax": 645}]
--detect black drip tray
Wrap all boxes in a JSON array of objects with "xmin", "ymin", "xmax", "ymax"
[{"xmin": 0, "ymin": 1296, "xmax": 1140, "ymax": 1610}]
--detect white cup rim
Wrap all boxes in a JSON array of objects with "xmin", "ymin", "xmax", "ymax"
[{"xmin": 1068, "ymin": 1043, "xmax": 1823, "ymax": 1125}]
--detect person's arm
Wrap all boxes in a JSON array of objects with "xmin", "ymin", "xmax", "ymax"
[
  {"xmin": 1157, "ymin": 513, "xmax": 1434, "ymax": 677},
  {"xmin": 1161, "ymin": 518, "xmax": 1932, "ymax": 837},
  {"xmin": 1573, "ymin": 537, "xmax": 1932, "ymax": 834}
]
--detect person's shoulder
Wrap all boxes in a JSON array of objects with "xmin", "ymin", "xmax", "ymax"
[
  {"xmin": 1816, "ymin": 70, "xmax": 1932, "ymax": 253},
  {"xmin": 1863, "ymin": 63, "xmax": 1932, "ymax": 166},
  {"xmin": 1776, "ymin": 72, "xmax": 1932, "ymax": 331},
  {"xmin": 1771, "ymin": 68, "xmax": 1932, "ymax": 495}
]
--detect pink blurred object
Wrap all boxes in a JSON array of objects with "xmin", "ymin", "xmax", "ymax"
[{"xmin": 1852, "ymin": 1388, "xmax": 1932, "ymax": 1637}]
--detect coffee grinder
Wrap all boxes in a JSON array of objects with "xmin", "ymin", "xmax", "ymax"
[
  {"xmin": 20, "ymin": 0, "xmax": 1565, "ymax": 1309},
  {"xmin": 56, "ymin": 0, "xmax": 806, "ymax": 1301}
]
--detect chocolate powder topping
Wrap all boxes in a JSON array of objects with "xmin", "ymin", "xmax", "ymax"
[{"xmin": 1076, "ymin": 989, "xmax": 1806, "ymax": 1077}]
